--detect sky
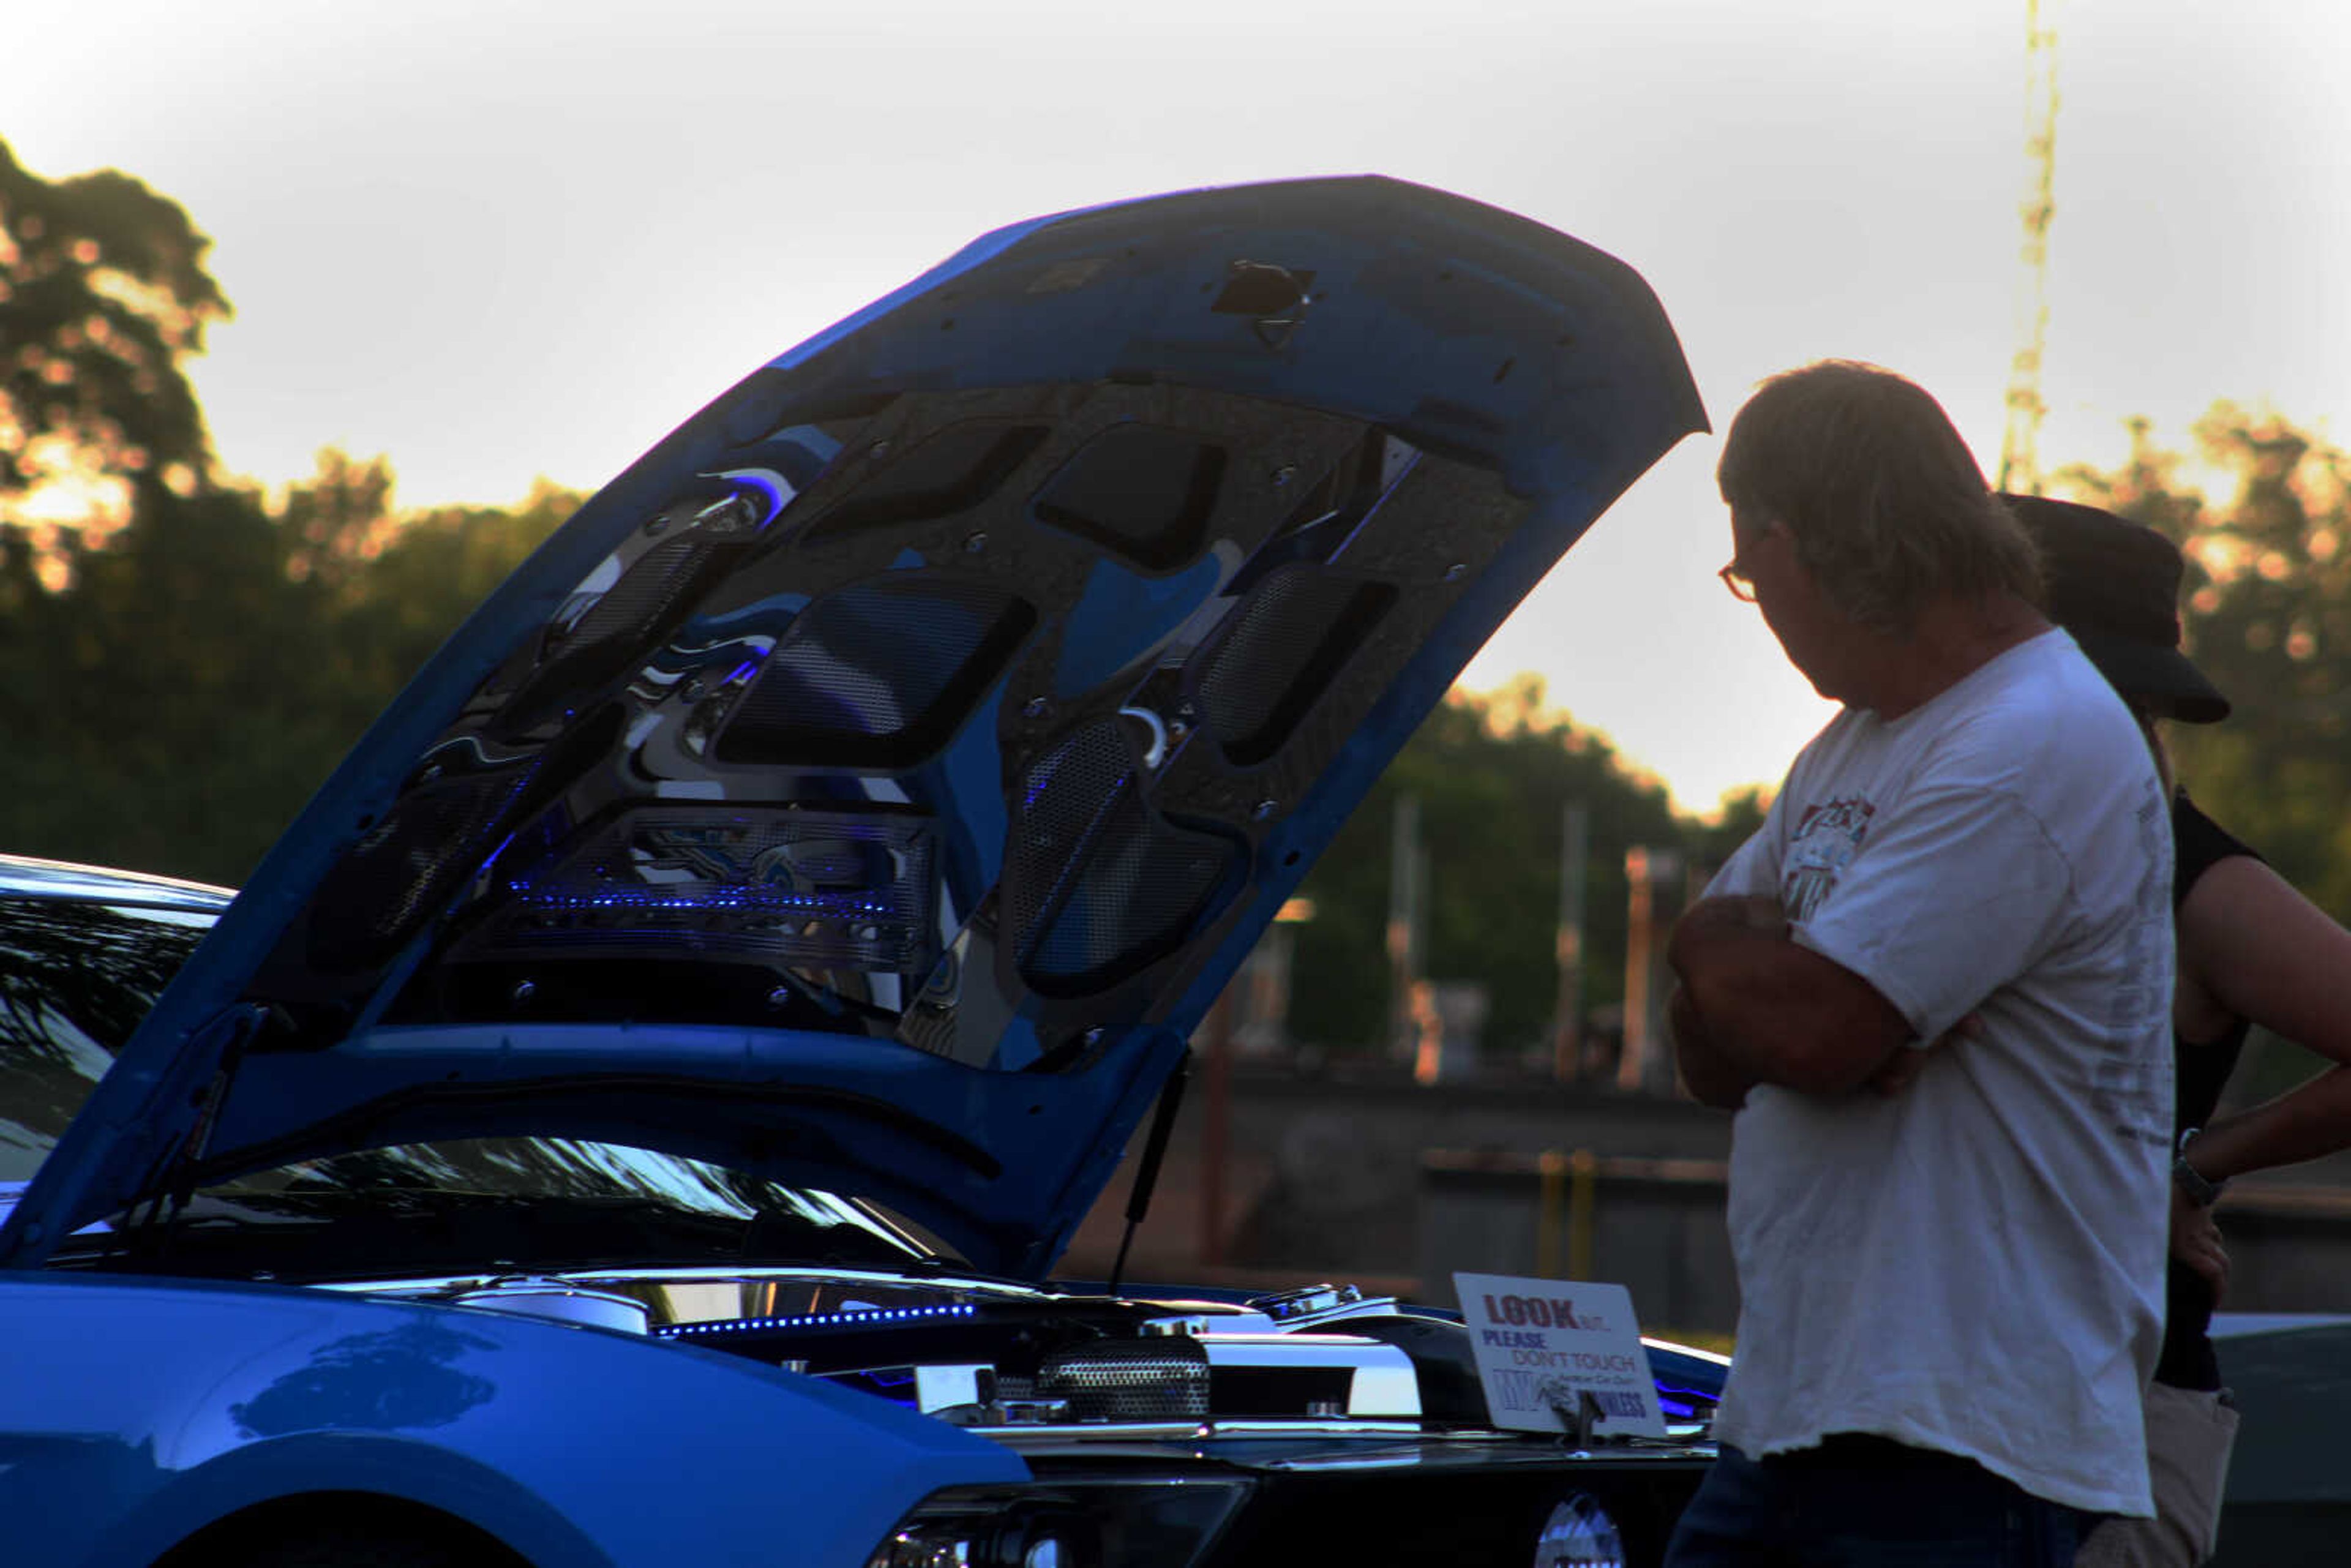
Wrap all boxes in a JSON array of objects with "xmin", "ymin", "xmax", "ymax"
[{"xmin": 13, "ymin": 0, "xmax": 2350, "ymax": 816}]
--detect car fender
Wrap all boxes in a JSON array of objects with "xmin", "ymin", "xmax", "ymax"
[
  {"xmin": 1, "ymin": 1273, "xmax": 1026, "ymax": 1567},
  {"xmin": 81, "ymin": 1431, "xmax": 615, "ymax": 1568}
]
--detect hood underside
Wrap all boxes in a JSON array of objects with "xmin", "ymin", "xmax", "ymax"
[{"xmin": 2, "ymin": 176, "xmax": 1703, "ymax": 1277}]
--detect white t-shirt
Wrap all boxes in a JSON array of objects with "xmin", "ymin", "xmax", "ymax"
[{"xmin": 1704, "ymin": 628, "xmax": 2173, "ymax": 1518}]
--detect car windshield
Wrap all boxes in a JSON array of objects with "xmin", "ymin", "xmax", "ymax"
[
  {"xmin": 3, "ymin": 890, "xmax": 941, "ymax": 1278},
  {"xmin": 1, "ymin": 895, "xmax": 208, "ymax": 1182},
  {"xmin": 50, "ymin": 1134, "xmax": 936, "ymax": 1280}
]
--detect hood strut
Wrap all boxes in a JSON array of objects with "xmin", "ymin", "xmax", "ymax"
[{"xmin": 1107, "ymin": 1057, "xmax": 1189, "ymax": 1294}]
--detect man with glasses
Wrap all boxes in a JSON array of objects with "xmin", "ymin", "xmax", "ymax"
[{"xmin": 1662, "ymin": 361, "xmax": 2175, "ymax": 1566}]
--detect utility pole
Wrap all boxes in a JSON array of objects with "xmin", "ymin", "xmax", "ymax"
[
  {"xmin": 1616, "ymin": 846, "xmax": 1682, "ymax": 1093},
  {"xmin": 1551, "ymin": 801, "xmax": 1589, "ymax": 1081},
  {"xmin": 1198, "ymin": 988, "xmax": 1233, "ymax": 1267},
  {"xmin": 1385, "ymin": 794, "xmax": 1422, "ymax": 1063},
  {"xmin": 1998, "ymin": 0, "xmax": 2061, "ymax": 494}
]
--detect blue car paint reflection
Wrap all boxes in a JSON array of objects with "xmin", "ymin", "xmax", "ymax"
[
  {"xmin": 0, "ymin": 1274, "xmax": 1024, "ymax": 1567},
  {"xmin": 230, "ymin": 1320, "xmax": 501, "ymax": 1438}
]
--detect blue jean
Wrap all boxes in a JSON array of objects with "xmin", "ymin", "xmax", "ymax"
[{"xmin": 1665, "ymin": 1436, "xmax": 2098, "ymax": 1567}]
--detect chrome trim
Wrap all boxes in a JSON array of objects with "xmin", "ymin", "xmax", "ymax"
[
  {"xmin": 1641, "ymin": 1334, "xmax": 1731, "ymax": 1367},
  {"xmin": 1262, "ymin": 1441, "xmax": 1718, "ymax": 1471},
  {"xmin": 976, "ymin": 1417, "xmax": 1436, "ymax": 1441},
  {"xmin": 1119, "ymin": 705, "xmax": 1170, "ymax": 770},
  {"xmin": 443, "ymin": 1276, "xmax": 652, "ymax": 1334},
  {"xmin": 1194, "ymin": 1331, "xmax": 1420, "ymax": 1417},
  {"xmin": 0, "ymin": 853, "xmax": 234, "ymax": 910},
  {"xmin": 982, "ymin": 1418, "xmax": 1717, "ymax": 1456},
  {"xmin": 1248, "ymin": 1281, "xmax": 1406, "ymax": 1328},
  {"xmin": 323, "ymin": 1263, "xmax": 1049, "ymax": 1303}
]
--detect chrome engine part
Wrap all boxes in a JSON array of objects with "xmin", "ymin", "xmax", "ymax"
[
  {"xmin": 442, "ymin": 1275, "xmax": 652, "ymax": 1334},
  {"xmin": 1037, "ymin": 1336, "xmax": 1212, "ymax": 1421}
]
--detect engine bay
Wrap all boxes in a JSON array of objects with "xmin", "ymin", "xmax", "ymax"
[{"xmin": 352, "ymin": 1267, "xmax": 1722, "ymax": 1440}]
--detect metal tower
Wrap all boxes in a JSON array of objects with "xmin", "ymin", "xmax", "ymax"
[{"xmin": 1998, "ymin": 0, "xmax": 2061, "ymax": 495}]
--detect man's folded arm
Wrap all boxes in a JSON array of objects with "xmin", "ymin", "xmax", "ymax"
[
  {"xmin": 1667, "ymin": 895, "xmax": 1914, "ymax": 1098},
  {"xmin": 1668, "ymin": 983, "xmax": 1758, "ymax": 1109}
]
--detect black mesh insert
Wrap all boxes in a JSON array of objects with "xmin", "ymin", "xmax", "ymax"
[
  {"xmin": 306, "ymin": 760, "xmax": 549, "ymax": 972},
  {"xmin": 1031, "ymin": 423, "xmax": 1226, "ymax": 571},
  {"xmin": 802, "ymin": 424, "xmax": 1047, "ymax": 542},
  {"xmin": 305, "ymin": 711, "xmax": 620, "ymax": 973},
  {"xmin": 1006, "ymin": 719, "xmax": 1238, "ymax": 996},
  {"xmin": 1007, "ymin": 720, "xmax": 1131, "ymax": 937},
  {"xmin": 570, "ymin": 536, "xmax": 711, "ymax": 651},
  {"xmin": 1191, "ymin": 568, "xmax": 1398, "ymax": 767},
  {"xmin": 714, "ymin": 576, "xmax": 1034, "ymax": 769},
  {"xmin": 1037, "ymin": 1338, "xmax": 1210, "ymax": 1421}
]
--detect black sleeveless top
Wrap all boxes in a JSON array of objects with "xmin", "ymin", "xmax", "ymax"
[{"xmin": 2153, "ymin": 793, "xmax": 2259, "ymax": 1392}]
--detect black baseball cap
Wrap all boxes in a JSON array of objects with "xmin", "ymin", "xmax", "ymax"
[{"xmin": 2001, "ymin": 493, "xmax": 2231, "ymax": 724}]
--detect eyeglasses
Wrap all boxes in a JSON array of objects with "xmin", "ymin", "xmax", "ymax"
[{"xmin": 1719, "ymin": 517, "xmax": 1771, "ymax": 603}]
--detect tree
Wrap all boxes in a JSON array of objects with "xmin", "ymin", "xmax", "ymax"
[
  {"xmin": 0, "ymin": 138, "xmax": 230, "ymax": 580},
  {"xmin": 0, "ymin": 450, "xmax": 575, "ymax": 885},
  {"xmin": 2058, "ymin": 409, "xmax": 2351, "ymax": 1109},
  {"xmin": 326, "ymin": 475, "xmax": 585, "ymax": 712},
  {"xmin": 1286, "ymin": 675, "xmax": 1744, "ymax": 1056},
  {"xmin": 2058, "ymin": 407, "xmax": 2351, "ymax": 917}
]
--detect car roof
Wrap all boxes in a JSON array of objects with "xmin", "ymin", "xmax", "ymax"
[{"xmin": 0, "ymin": 853, "xmax": 235, "ymax": 914}]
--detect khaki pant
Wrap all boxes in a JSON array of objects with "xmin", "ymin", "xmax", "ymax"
[{"xmin": 2075, "ymin": 1382, "xmax": 2241, "ymax": 1568}]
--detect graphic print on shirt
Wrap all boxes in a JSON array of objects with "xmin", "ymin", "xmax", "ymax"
[
  {"xmin": 1782, "ymin": 796, "xmax": 1877, "ymax": 923},
  {"xmin": 2095, "ymin": 784, "xmax": 2178, "ymax": 1149}
]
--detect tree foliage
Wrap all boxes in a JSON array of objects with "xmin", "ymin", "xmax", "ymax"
[
  {"xmin": 1286, "ymin": 675, "xmax": 1766, "ymax": 1055},
  {"xmin": 0, "ymin": 138, "xmax": 229, "ymax": 569},
  {"xmin": 2058, "ymin": 407, "xmax": 2351, "ymax": 917},
  {"xmin": 0, "ymin": 454, "xmax": 576, "ymax": 885},
  {"xmin": 2058, "ymin": 410, "xmax": 2351, "ymax": 1108},
  {"xmin": 0, "ymin": 145, "xmax": 592, "ymax": 883}
]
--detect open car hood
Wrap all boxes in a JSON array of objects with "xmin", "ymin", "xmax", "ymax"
[{"xmin": 1, "ymin": 177, "xmax": 1703, "ymax": 1277}]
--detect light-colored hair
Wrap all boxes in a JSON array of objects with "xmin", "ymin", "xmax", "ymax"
[
  {"xmin": 2131, "ymin": 706, "xmax": 2178, "ymax": 798},
  {"xmin": 1717, "ymin": 361, "xmax": 2042, "ymax": 636}
]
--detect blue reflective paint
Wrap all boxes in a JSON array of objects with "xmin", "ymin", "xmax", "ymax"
[
  {"xmin": 0, "ymin": 1274, "xmax": 1023, "ymax": 1567},
  {"xmin": 710, "ymin": 468, "xmax": 790, "ymax": 527},
  {"xmin": 1052, "ymin": 554, "xmax": 1224, "ymax": 700}
]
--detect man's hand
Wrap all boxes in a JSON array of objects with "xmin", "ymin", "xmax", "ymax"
[
  {"xmin": 1667, "ymin": 893, "xmax": 1912, "ymax": 1098},
  {"xmin": 1865, "ymin": 1046, "xmax": 1930, "ymax": 1098},
  {"xmin": 1670, "ymin": 985, "xmax": 1753, "ymax": 1109},
  {"xmin": 2170, "ymin": 1188, "xmax": 2230, "ymax": 1304},
  {"xmin": 1667, "ymin": 898, "xmax": 1787, "ymax": 1108}
]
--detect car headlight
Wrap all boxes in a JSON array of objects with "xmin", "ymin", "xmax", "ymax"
[
  {"xmin": 867, "ymin": 1477, "xmax": 1253, "ymax": 1568},
  {"xmin": 1532, "ymin": 1493, "xmax": 1627, "ymax": 1568}
]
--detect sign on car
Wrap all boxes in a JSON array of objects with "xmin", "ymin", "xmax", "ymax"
[{"xmin": 1454, "ymin": 1272, "xmax": 1667, "ymax": 1439}]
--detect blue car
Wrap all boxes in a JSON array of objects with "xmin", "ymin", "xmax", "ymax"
[{"xmin": 0, "ymin": 176, "xmax": 1719, "ymax": 1567}]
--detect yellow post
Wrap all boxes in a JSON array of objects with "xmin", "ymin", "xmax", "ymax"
[
  {"xmin": 1536, "ymin": 1150, "xmax": 1567, "ymax": 1278},
  {"xmin": 1569, "ymin": 1148, "xmax": 1599, "ymax": 1281}
]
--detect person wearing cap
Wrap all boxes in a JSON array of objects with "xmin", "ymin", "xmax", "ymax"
[
  {"xmin": 2006, "ymin": 493, "xmax": 2351, "ymax": 1568},
  {"xmin": 1663, "ymin": 362, "xmax": 2173, "ymax": 1566}
]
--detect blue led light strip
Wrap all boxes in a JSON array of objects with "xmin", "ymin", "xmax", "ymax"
[
  {"xmin": 1654, "ymin": 1382, "xmax": 1721, "ymax": 1422},
  {"xmin": 656, "ymin": 1303, "xmax": 978, "ymax": 1338},
  {"xmin": 506, "ymin": 887, "xmax": 893, "ymax": 917}
]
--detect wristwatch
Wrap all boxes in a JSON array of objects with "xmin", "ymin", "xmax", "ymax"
[{"xmin": 2173, "ymin": 1127, "xmax": 2227, "ymax": 1207}]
